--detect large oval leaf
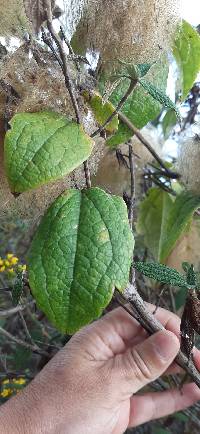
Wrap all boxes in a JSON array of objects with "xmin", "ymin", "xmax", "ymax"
[
  {"xmin": 4, "ymin": 111, "xmax": 94, "ymax": 193},
  {"xmin": 28, "ymin": 187, "xmax": 134, "ymax": 334}
]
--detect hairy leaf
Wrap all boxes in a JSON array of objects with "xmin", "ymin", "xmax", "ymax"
[
  {"xmin": 139, "ymin": 79, "xmax": 181, "ymax": 121},
  {"xmin": 173, "ymin": 20, "xmax": 200, "ymax": 100},
  {"xmin": 12, "ymin": 271, "xmax": 24, "ymax": 306},
  {"xmin": 4, "ymin": 111, "xmax": 94, "ymax": 193},
  {"xmin": 133, "ymin": 261, "xmax": 194, "ymax": 288},
  {"xmin": 28, "ymin": 188, "xmax": 134, "ymax": 334},
  {"xmin": 105, "ymin": 58, "xmax": 169, "ymax": 147}
]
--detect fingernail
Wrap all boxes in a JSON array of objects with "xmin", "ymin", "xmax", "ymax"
[{"xmin": 153, "ymin": 330, "xmax": 180, "ymax": 361}]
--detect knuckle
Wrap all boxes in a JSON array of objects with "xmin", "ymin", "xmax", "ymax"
[{"xmin": 129, "ymin": 348, "xmax": 153, "ymax": 383}]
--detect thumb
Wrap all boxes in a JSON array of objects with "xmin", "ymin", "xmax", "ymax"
[{"xmin": 119, "ymin": 330, "xmax": 180, "ymax": 394}]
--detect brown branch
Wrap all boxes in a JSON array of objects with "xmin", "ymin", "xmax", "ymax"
[
  {"xmin": 128, "ymin": 143, "xmax": 135, "ymax": 230},
  {"xmin": 83, "ymin": 160, "xmax": 92, "ymax": 188},
  {"xmin": 0, "ymin": 326, "xmax": 49, "ymax": 358},
  {"xmin": 91, "ymin": 80, "xmax": 137, "ymax": 138},
  {"xmin": 44, "ymin": 1, "xmax": 81, "ymax": 124},
  {"xmin": 118, "ymin": 112, "xmax": 180, "ymax": 180},
  {"xmin": 44, "ymin": 2, "xmax": 91, "ymax": 189},
  {"xmin": 59, "ymin": 26, "xmax": 80, "ymax": 72},
  {"xmin": 18, "ymin": 311, "xmax": 38, "ymax": 348},
  {"xmin": 116, "ymin": 285, "xmax": 200, "ymax": 388},
  {"xmin": 0, "ymin": 301, "xmax": 35, "ymax": 317}
]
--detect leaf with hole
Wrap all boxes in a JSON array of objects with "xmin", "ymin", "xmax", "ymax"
[
  {"xmin": 4, "ymin": 111, "xmax": 94, "ymax": 193},
  {"xmin": 173, "ymin": 20, "xmax": 200, "ymax": 100},
  {"xmin": 28, "ymin": 187, "xmax": 134, "ymax": 334}
]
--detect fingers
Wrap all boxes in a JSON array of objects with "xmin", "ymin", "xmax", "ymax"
[
  {"xmin": 116, "ymin": 330, "xmax": 180, "ymax": 394},
  {"xmin": 129, "ymin": 382, "xmax": 200, "ymax": 427},
  {"xmin": 84, "ymin": 304, "xmax": 181, "ymax": 354}
]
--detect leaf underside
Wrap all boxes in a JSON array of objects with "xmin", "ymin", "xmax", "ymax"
[
  {"xmin": 133, "ymin": 261, "xmax": 194, "ymax": 289},
  {"xmin": 28, "ymin": 188, "xmax": 134, "ymax": 334},
  {"xmin": 4, "ymin": 111, "xmax": 94, "ymax": 193}
]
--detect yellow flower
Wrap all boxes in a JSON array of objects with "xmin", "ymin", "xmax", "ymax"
[
  {"xmin": 0, "ymin": 259, "xmax": 3, "ymax": 266},
  {"xmin": 1, "ymin": 388, "xmax": 13, "ymax": 398},
  {"xmin": 10, "ymin": 257, "xmax": 19, "ymax": 265},
  {"xmin": 4, "ymin": 260, "xmax": 10, "ymax": 267},
  {"xmin": 6, "ymin": 253, "xmax": 14, "ymax": 260},
  {"xmin": 18, "ymin": 264, "xmax": 26, "ymax": 272},
  {"xmin": 13, "ymin": 378, "xmax": 26, "ymax": 385},
  {"xmin": 0, "ymin": 266, "xmax": 5, "ymax": 272},
  {"xmin": 8, "ymin": 268, "xmax": 15, "ymax": 274},
  {"xmin": 2, "ymin": 379, "xmax": 9, "ymax": 385}
]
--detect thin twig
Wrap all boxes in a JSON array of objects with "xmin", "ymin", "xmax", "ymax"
[
  {"xmin": 59, "ymin": 26, "xmax": 80, "ymax": 72},
  {"xmin": 41, "ymin": 27, "xmax": 63, "ymax": 68},
  {"xmin": 128, "ymin": 143, "xmax": 135, "ymax": 230},
  {"xmin": 44, "ymin": 2, "xmax": 91, "ymax": 188},
  {"xmin": 83, "ymin": 160, "xmax": 91, "ymax": 188},
  {"xmin": 44, "ymin": 1, "xmax": 81, "ymax": 124},
  {"xmin": 0, "ymin": 301, "xmax": 35, "ymax": 317},
  {"xmin": 18, "ymin": 311, "xmax": 39, "ymax": 348},
  {"xmin": 0, "ymin": 326, "xmax": 49, "ymax": 358},
  {"xmin": 118, "ymin": 111, "xmax": 180, "ymax": 180},
  {"xmin": 116, "ymin": 285, "xmax": 200, "ymax": 388},
  {"xmin": 91, "ymin": 80, "xmax": 137, "ymax": 138}
]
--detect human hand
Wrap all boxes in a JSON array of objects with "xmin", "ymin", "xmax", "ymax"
[{"xmin": 1, "ymin": 305, "xmax": 200, "ymax": 434}]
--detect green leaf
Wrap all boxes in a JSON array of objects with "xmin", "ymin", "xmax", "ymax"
[
  {"xmin": 162, "ymin": 109, "xmax": 177, "ymax": 139},
  {"xmin": 174, "ymin": 412, "xmax": 189, "ymax": 423},
  {"xmin": 136, "ymin": 63, "xmax": 153, "ymax": 78},
  {"xmin": 12, "ymin": 271, "xmax": 24, "ymax": 306},
  {"xmin": 139, "ymin": 79, "xmax": 181, "ymax": 122},
  {"xmin": 28, "ymin": 187, "xmax": 134, "ymax": 334},
  {"xmin": 186, "ymin": 264, "xmax": 196, "ymax": 286},
  {"xmin": 136, "ymin": 188, "xmax": 173, "ymax": 260},
  {"xmin": 154, "ymin": 429, "xmax": 170, "ymax": 434},
  {"xmin": 159, "ymin": 191, "xmax": 200, "ymax": 262},
  {"xmin": 173, "ymin": 20, "xmax": 200, "ymax": 100},
  {"xmin": 105, "ymin": 58, "xmax": 169, "ymax": 147},
  {"xmin": 84, "ymin": 92, "xmax": 118, "ymax": 133},
  {"xmin": 116, "ymin": 61, "xmax": 153, "ymax": 80},
  {"xmin": 133, "ymin": 261, "xmax": 193, "ymax": 289},
  {"xmin": 4, "ymin": 111, "xmax": 94, "ymax": 193},
  {"xmin": 175, "ymin": 287, "xmax": 188, "ymax": 310},
  {"xmin": 136, "ymin": 188, "xmax": 200, "ymax": 263},
  {"xmin": 13, "ymin": 348, "xmax": 32, "ymax": 370}
]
